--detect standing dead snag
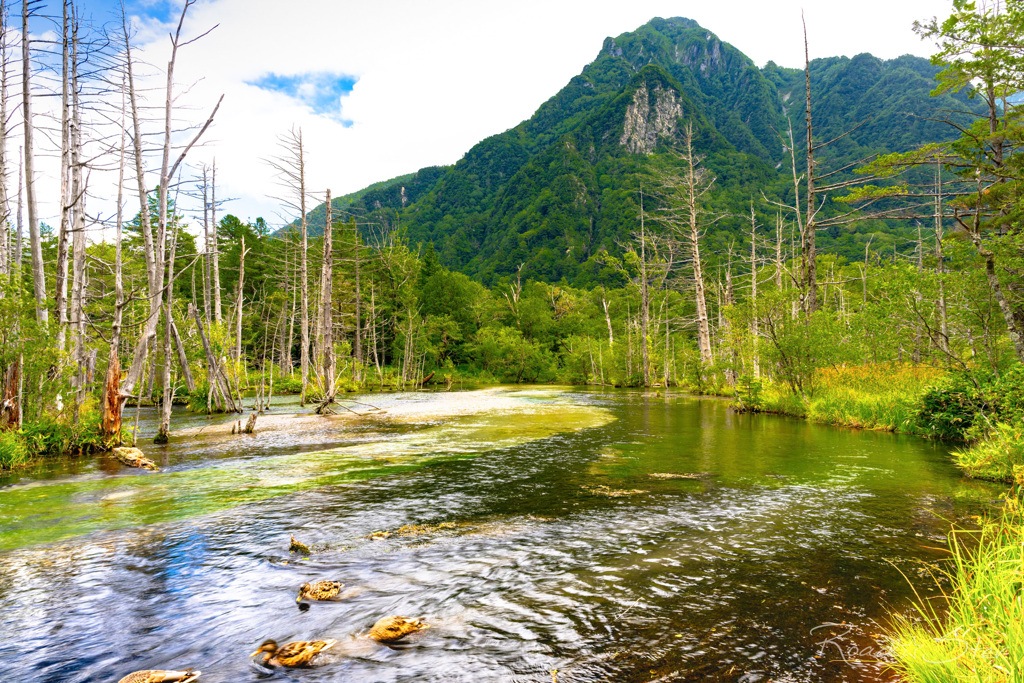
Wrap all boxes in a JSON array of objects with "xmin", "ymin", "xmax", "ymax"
[
  {"xmin": 319, "ymin": 190, "xmax": 335, "ymax": 408},
  {"xmin": 22, "ymin": 0, "xmax": 47, "ymax": 324},
  {"xmin": 100, "ymin": 78, "xmax": 129, "ymax": 446},
  {"xmin": 101, "ymin": 356, "xmax": 122, "ymax": 439},
  {"xmin": 154, "ymin": 0, "xmax": 224, "ymax": 443}
]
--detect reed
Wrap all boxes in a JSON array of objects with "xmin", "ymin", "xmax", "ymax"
[{"xmin": 887, "ymin": 502, "xmax": 1024, "ymax": 682}]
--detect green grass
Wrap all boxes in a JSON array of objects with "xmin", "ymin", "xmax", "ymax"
[
  {"xmin": 756, "ymin": 363, "xmax": 942, "ymax": 433},
  {"xmin": 887, "ymin": 502, "xmax": 1024, "ymax": 682},
  {"xmin": 955, "ymin": 421, "xmax": 1024, "ymax": 485},
  {"xmin": 0, "ymin": 430, "xmax": 28, "ymax": 469}
]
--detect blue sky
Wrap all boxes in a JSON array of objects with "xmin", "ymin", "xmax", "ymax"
[{"xmin": 246, "ymin": 73, "xmax": 357, "ymax": 125}]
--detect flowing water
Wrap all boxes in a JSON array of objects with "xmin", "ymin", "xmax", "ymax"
[{"xmin": 0, "ymin": 388, "xmax": 1004, "ymax": 682}]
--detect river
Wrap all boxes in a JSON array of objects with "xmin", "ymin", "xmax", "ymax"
[{"xmin": 0, "ymin": 388, "xmax": 1003, "ymax": 682}]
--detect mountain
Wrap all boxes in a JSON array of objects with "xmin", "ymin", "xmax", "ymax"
[{"xmin": 281, "ymin": 17, "xmax": 982, "ymax": 283}]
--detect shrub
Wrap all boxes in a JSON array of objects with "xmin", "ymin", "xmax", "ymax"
[
  {"xmin": 0, "ymin": 430, "xmax": 28, "ymax": 469},
  {"xmin": 915, "ymin": 371, "xmax": 992, "ymax": 441}
]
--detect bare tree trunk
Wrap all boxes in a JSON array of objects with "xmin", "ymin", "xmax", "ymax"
[
  {"xmin": 190, "ymin": 303, "xmax": 236, "ymax": 412},
  {"xmin": 724, "ymin": 264, "xmax": 738, "ymax": 386},
  {"xmin": 201, "ymin": 165, "xmax": 212, "ymax": 327},
  {"xmin": 750, "ymin": 204, "xmax": 760, "ymax": 378},
  {"xmin": 298, "ymin": 133, "xmax": 309, "ymax": 404},
  {"xmin": 602, "ymin": 294, "xmax": 614, "ymax": 346},
  {"xmin": 353, "ymin": 218, "xmax": 362, "ymax": 381},
  {"xmin": 121, "ymin": 5, "xmax": 158, "ymax": 395},
  {"xmin": 0, "ymin": 0, "xmax": 10, "ymax": 279},
  {"xmin": 55, "ymin": 0, "xmax": 72, "ymax": 350},
  {"xmin": 170, "ymin": 320, "xmax": 194, "ymax": 393},
  {"xmin": 101, "ymin": 81, "xmax": 127, "ymax": 444},
  {"xmin": 235, "ymin": 236, "xmax": 246, "ymax": 360},
  {"xmin": 682, "ymin": 125, "xmax": 713, "ymax": 365},
  {"xmin": 288, "ymin": 261, "xmax": 296, "ymax": 377},
  {"xmin": 15, "ymin": 147, "xmax": 21, "ymax": 272},
  {"xmin": 639, "ymin": 190, "xmax": 650, "ymax": 387},
  {"xmin": 22, "ymin": 1, "xmax": 46, "ymax": 324},
  {"xmin": 71, "ymin": 11, "xmax": 88, "ymax": 415},
  {"xmin": 802, "ymin": 14, "xmax": 818, "ymax": 314},
  {"xmin": 211, "ymin": 159, "xmax": 222, "ymax": 324},
  {"xmin": 155, "ymin": 0, "xmax": 224, "ymax": 441},
  {"xmin": 321, "ymin": 190, "xmax": 335, "ymax": 402}
]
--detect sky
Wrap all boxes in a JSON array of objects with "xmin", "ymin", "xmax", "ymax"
[{"xmin": 23, "ymin": 0, "xmax": 959, "ymax": 233}]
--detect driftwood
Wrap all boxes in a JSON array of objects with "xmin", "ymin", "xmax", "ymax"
[
  {"xmin": 113, "ymin": 446, "xmax": 158, "ymax": 471},
  {"xmin": 243, "ymin": 412, "xmax": 257, "ymax": 434}
]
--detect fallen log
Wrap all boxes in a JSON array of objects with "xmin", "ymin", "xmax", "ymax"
[{"xmin": 112, "ymin": 446, "xmax": 159, "ymax": 471}]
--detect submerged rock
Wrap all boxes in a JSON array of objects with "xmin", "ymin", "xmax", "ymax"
[
  {"xmin": 649, "ymin": 472, "xmax": 708, "ymax": 480},
  {"xmin": 582, "ymin": 484, "xmax": 647, "ymax": 497},
  {"xmin": 112, "ymin": 447, "xmax": 159, "ymax": 471}
]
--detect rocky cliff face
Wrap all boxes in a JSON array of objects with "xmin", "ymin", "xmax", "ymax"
[{"xmin": 619, "ymin": 83, "xmax": 683, "ymax": 154}]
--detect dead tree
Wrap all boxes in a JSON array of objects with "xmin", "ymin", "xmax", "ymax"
[
  {"xmin": 319, "ymin": 189, "xmax": 335, "ymax": 407},
  {"xmin": 155, "ymin": 0, "xmax": 224, "ymax": 442},
  {"xmin": 101, "ymin": 76, "xmax": 128, "ymax": 444},
  {"xmin": 22, "ymin": 0, "xmax": 46, "ymax": 323},
  {"xmin": 660, "ymin": 123, "xmax": 715, "ymax": 366},
  {"xmin": 265, "ymin": 128, "xmax": 310, "ymax": 402}
]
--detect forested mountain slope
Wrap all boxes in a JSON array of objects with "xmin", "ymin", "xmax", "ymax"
[{"xmin": 283, "ymin": 16, "xmax": 981, "ymax": 284}]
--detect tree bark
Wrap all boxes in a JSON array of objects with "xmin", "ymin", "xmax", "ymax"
[{"xmin": 70, "ymin": 8, "xmax": 87, "ymax": 414}]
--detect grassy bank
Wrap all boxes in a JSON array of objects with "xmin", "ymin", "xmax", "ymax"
[
  {"xmin": 887, "ymin": 501, "xmax": 1024, "ymax": 682},
  {"xmin": 747, "ymin": 363, "xmax": 943, "ymax": 433}
]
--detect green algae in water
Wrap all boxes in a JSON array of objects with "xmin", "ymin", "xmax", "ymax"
[{"xmin": 0, "ymin": 403, "xmax": 613, "ymax": 552}]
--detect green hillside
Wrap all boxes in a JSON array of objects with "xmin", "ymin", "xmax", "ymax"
[{"xmin": 281, "ymin": 16, "xmax": 984, "ymax": 282}]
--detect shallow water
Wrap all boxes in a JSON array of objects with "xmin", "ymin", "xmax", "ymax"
[{"xmin": 0, "ymin": 388, "xmax": 1003, "ymax": 682}]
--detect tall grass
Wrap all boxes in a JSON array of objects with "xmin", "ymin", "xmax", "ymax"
[
  {"xmin": 758, "ymin": 363, "xmax": 943, "ymax": 432},
  {"xmin": 955, "ymin": 421, "xmax": 1024, "ymax": 484},
  {"xmin": 887, "ymin": 502, "xmax": 1024, "ymax": 682}
]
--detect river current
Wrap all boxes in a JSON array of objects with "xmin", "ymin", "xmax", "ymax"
[{"xmin": 0, "ymin": 388, "xmax": 1002, "ymax": 682}]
